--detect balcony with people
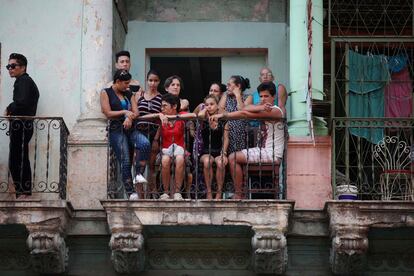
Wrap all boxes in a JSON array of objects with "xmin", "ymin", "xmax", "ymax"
[{"xmin": 99, "ymin": 70, "xmax": 293, "ymax": 274}]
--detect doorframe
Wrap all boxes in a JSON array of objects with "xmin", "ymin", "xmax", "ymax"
[{"xmin": 144, "ymin": 48, "xmax": 269, "ymax": 79}]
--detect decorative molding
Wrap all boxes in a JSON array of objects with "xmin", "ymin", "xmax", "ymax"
[
  {"xmin": 27, "ymin": 231, "xmax": 68, "ymax": 274},
  {"xmin": 368, "ymin": 251, "xmax": 414, "ymax": 272},
  {"xmin": 326, "ymin": 201, "xmax": 414, "ymax": 275},
  {"xmin": 109, "ymin": 231, "xmax": 145, "ymax": 273},
  {"xmin": 26, "ymin": 218, "xmax": 68, "ymax": 274},
  {"xmin": 102, "ymin": 201, "xmax": 294, "ymax": 274},
  {"xmin": 0, "ymin": 201, "xmax": 72, "ymax": 274},
  {"xmin": 251, "ymin": 226, "xmax": 288, "ymax": 275},
  {"xmin": 147, "ymin": 249, "xmax": 251, "ymax": 270},
  {"xmin": 0, "ymin": 251, "xmax": 32, "ymax": 270},
  {"xmin": 330, "ymin": 225, "xmax": 369, "ymax": 275}
]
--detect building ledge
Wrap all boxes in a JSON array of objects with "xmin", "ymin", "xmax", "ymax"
[
  {"xmin": 101, "ymin": 199, "xmax": 294, "ymax": 274},
  {"xmin": 325, "ymin": 200, "xmax": 414, "ymax": 275},
  {"xmin": 0, "ymin": 200, "xmax": 73, "ymax": 274}
]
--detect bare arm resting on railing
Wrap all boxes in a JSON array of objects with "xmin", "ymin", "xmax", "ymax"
[
  {"xmin": 139, "ymin": 112, "xmax": 197, "ymax": 126},
  {"xmin": 210, "ymin": 106, "xmax": 283, "ymax": 122}
]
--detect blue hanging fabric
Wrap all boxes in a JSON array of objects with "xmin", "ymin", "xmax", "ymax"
[
  {"xmin": 348, "ymin": 50, "xmax": 390, "ymax": 144},
  {"xmin": 387, "ymin": 55, "xmax": 408, "ymax": 73}
]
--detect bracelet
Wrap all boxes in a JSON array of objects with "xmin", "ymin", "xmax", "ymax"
[{"xmin": 222, "ymin": 112, "xmax": 228, "ymax": 119}]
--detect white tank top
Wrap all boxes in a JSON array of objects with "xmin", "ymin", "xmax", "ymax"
[{"xmin": 260, "ymin": 106, "xmax": 285, "ymax": 159}]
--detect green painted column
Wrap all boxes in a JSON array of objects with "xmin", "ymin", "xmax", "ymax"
[{"xmin": 289, "ymin": 0, "xmax": 327, "ymax": 136}]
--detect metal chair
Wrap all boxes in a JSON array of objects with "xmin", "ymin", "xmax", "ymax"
[{"xmin": 373, "ymin": 136, "xmax": 413, "ymax": 200}]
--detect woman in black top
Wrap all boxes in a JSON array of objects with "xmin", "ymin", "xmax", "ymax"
[
  {"xmin": 100, "ymin": 70, "xmax": 151, "ymax": 200},
  {"xmin": 198, "ymin": 95, "xmax": 229, "ymax": 200}
]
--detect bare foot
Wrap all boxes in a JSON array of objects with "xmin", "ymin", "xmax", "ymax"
[{"xmin": 206, "ymin": 192, "xmax": 212, "ymax": 200}]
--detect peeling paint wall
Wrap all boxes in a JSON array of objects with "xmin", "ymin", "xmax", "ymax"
[
  {"xmin": 126, "ymin": 0, "xmax": 287, "ymax": 23},
  {"xmin": 113, "ymin": 2, "xmax": 127, "ymax": 69},
  {"xmin": 0, "ymin": 0, "xmax": 83, "ymax": 130},
  {"xmin": 0, "ymin": 0, "xmax": 84, "ymax": 188}
]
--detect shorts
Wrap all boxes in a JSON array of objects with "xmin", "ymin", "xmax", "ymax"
[
  {"xmin": 241, "ymin": 147, "xmax": 281, "ymax": 164},
  {"xmin": 200, "ymin": 149, "xmax": 222, "ymax": 158},
  {"xmin": 162, "ymin": 144, "xmax": 185, "ymax": 157}
]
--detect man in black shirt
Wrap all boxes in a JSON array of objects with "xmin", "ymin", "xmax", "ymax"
[{"xmin": 5, "ymin": 53, "xmax": 39, "ymax": 198}]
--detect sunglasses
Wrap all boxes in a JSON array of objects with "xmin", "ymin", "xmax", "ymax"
[{"xmin": 6, "ymin": 63, "xmax": 20, "ymax": 70}]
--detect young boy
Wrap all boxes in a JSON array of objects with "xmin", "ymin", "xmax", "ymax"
[{"xmin": 142, "ymin": 94, "xmax": 195, "ymax": 200}]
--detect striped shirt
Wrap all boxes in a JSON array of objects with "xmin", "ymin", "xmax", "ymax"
[{"xmin": 137, "ymin": 93, "xmax": 162, "ymax": 126}]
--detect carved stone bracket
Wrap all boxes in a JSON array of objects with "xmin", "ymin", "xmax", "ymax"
[
  {"xmin": 101, "ymin": 200, "xmax": 294, "ymax": 274},
  {"xmin": 109, "ymin": 229, "xmax": 145, "ymax": 273},
  {"xmin": 251, "ymin": 226, "xmax": 288, "ymax": 275},
  {"xmin": 0, "ymin": 201, "xmax": 72, "ymax": 274},
  {"xmin": 106, "ymin": 209, "xmax": 145, "ymax": 274},
  {"xmin": 26, "ymin": 218, "xmax": 69, "ymax": 274},
  {"xmin": 330, "ymin": 225, "xmax": 369, "ymax": 275},
  {"xmin": 326, "ymin": 201, "xmax": 414, "ymax": 275}
]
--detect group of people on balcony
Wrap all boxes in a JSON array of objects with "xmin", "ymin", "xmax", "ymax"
[{"xmin": 101, "ymin": 51, "xmax": 287, "ymax": 200}]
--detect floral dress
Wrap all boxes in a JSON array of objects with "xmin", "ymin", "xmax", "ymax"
[{"xmin": 225, "ymin": 93, "xmax": 248, "ymax": 153}]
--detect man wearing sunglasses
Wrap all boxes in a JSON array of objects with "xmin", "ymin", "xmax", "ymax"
[{"xmin": 5, "ymin": 53, "xmax": 39, "ymax": 199}]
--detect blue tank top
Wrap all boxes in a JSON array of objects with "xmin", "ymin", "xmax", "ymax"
[{"xmin": 104, "ymin": 87, "xmax": 132, "ymax": 131}]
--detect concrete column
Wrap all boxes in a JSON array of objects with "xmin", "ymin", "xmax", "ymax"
[
  {"xmin": 72, "ymin": 0, "xmax": 112, "ymax": 141},
  {"xmin": 289, "ymin": 0, "xmax": 327, "ymax": 136},
  {"xmin": 68, "ymin": 0, "xmax": 113, "ymax": 209}
]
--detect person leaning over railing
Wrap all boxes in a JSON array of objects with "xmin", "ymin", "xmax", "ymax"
[
  {"xmin": 197, "ymin": 94, "xmax": 229, "ymax": 200},
  {"xmin": 140, "ymin": 94, "xmax": 196, "ymax": 200},
  {"xmin": 100, "ymin": 69, "xmax": 151, "ymax": 200},
  {"xmin": 192, "ymin": 82, "xmax": 227, "ymax": 161},
  {"xmin": 210, "ymin": 82, "xmax": 284, "ymax": 199},
  {"xmin": 218, "ymin": 75, "xmax": 252, "ymax": 154}
]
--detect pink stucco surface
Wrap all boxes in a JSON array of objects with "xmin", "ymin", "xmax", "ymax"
[{"xmin": 287, "ymin": 136, "xmax": 332, "ymax": 210}]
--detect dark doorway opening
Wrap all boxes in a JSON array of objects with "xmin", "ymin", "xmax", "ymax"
[{"xmin": 150, "ymin": 57, "xmax": 221, "ymax": 111}]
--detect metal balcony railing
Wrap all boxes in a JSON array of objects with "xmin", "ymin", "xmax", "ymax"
[
  {"xmin": 0, "ymin": 116, "xmax": 69, "ymax": 199},
  {"xmin": 106, "ymin": 117, "xmax": 287, "ymax": 200},
  {"xmin": 333, "ymin": 117, "xmax": 414, "ymax": 200}
]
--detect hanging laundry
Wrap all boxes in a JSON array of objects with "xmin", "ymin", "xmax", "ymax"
[
  {"xmin": 387, "ymin": 55, "xmax": 408, "ymax": 73},
  {"xmin": 348, "ymin": 50, "xmax": 390, "ymax": 144},
  {"xmin": 385, "ymin": 66, "xmax": 412, "ymax": 118}
]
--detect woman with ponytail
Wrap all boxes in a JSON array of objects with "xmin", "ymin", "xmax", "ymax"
[{"xmin": 218, "ymin": 75, "xmax": 252, "ymax": 154}]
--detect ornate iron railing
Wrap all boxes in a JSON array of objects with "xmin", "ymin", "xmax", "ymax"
[
  {"xmin": 106, "ymin": 118, "xmax": 287, "ymax": 200},
  {"xmin": 0, "ymin": 116, "xmax": 69, "ymax": 199},
  {"xmin": 332, "ymin": 117, "xmax": 414, "ymax": 200}
]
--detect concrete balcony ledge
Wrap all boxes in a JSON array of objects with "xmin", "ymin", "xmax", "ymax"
[
  {"xmin": 325, "ymin": 200, "xmax": 414, "ymax": 275},
  {"xmin": 101, "ymin": 199, "xmax": 294, "ymax": 275},
  {"xmin": 0, "ymin": 199, "xmax": 73, "ymax": 274}
]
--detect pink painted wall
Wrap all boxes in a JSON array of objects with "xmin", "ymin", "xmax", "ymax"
[{"xmin": 287, "ymin": 136, "xmax": 332, "ymax": 209}]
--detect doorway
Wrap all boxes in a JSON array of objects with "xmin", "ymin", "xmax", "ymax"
[{"xmin": 150, "ymin": 57, "xmax": 221, "ymax": 111}]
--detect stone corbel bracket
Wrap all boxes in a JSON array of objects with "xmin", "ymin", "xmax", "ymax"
[
  {"xmin": 0, "ymin": 200, "xmax": 72, "ymax": 274},
  {"xmin": 251, "ymin": 225, "xmax": 288, "ymax": 275},
  {"xmin": 326, "ymin": 201, "xmax": 414, "ymax": 275},
  {"xmin": 102, "ymin": 200, "xmax": 294, "ymax": 275},
  {"xmin": 106, "ymin": 209, "xmax": 145, "ymax": 274}
]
